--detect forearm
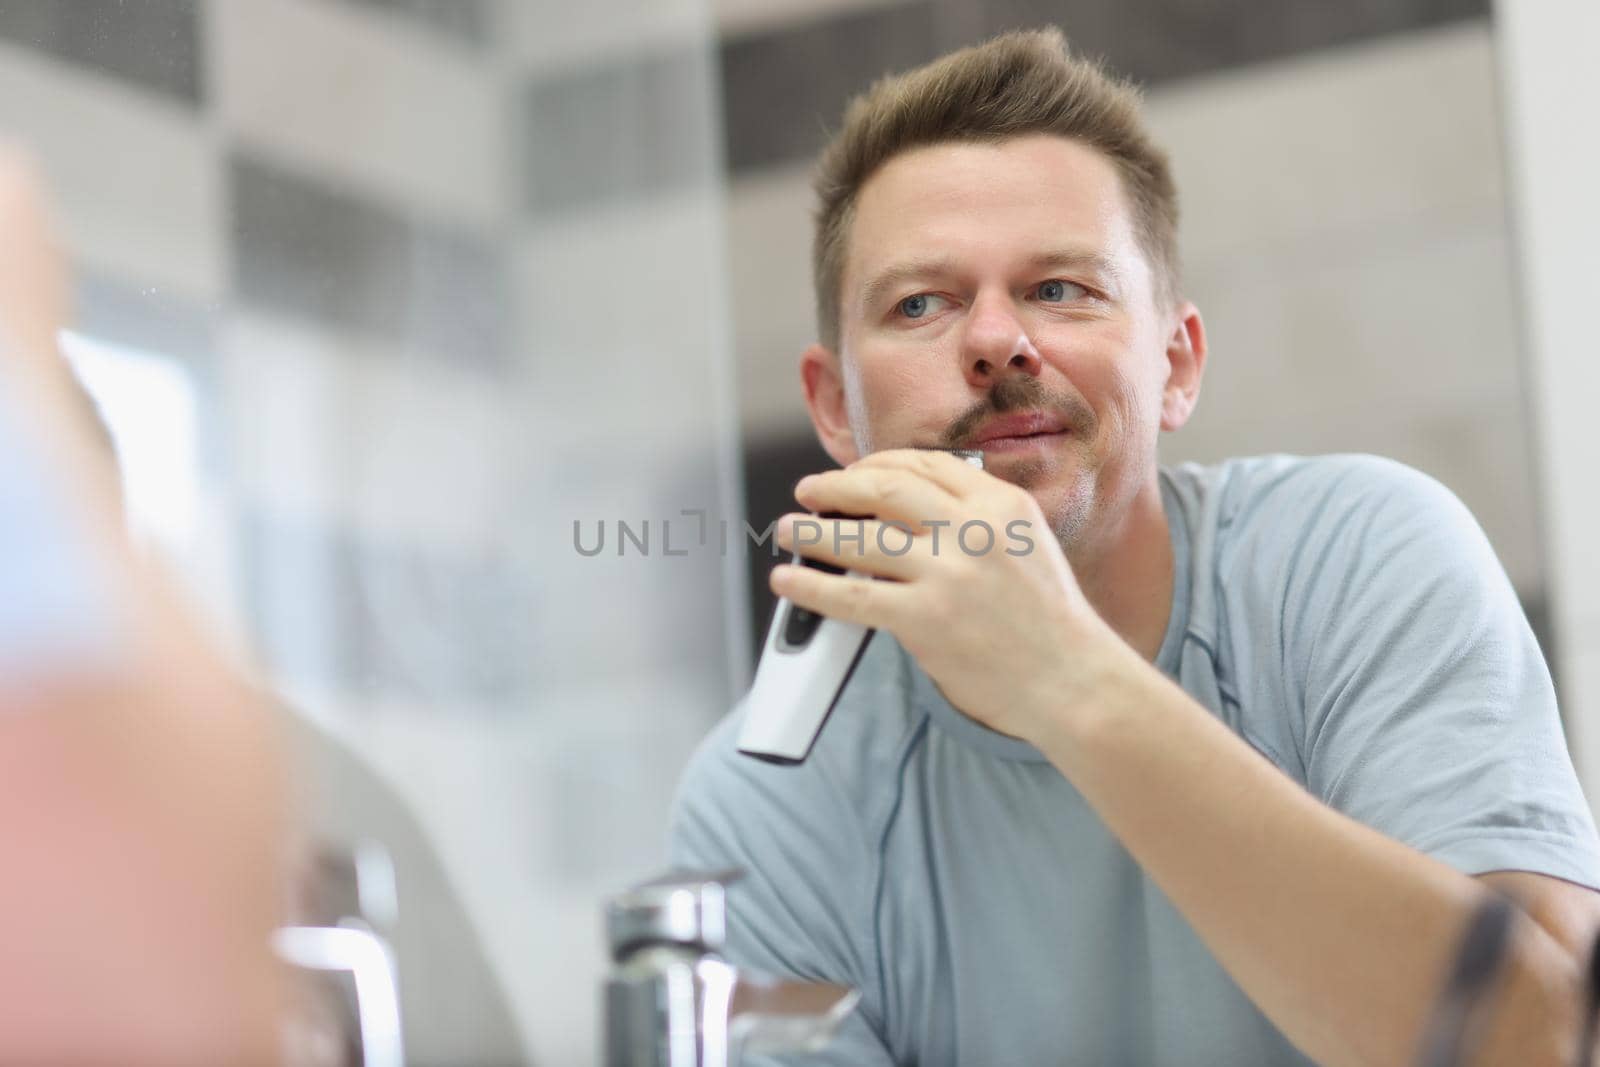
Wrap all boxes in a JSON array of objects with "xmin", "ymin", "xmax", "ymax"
[{"xmin": 1031, "ymin": 648, "xmax": 1581, "ymax": 1067}]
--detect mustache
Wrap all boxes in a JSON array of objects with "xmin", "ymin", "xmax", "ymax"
[{"xmin": 938, "ymin": 376, "xmax": 1095, "ymax": 448}]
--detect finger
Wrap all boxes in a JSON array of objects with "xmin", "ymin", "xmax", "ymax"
[
  {"xmin": 850, "ymin": 447, "xmax": 991, "ymax": 499},
  {"xmin": 769, "ymin": 559, "xmax": 911, "ymax": 631},
  {"xmin": 775, "ymin": 512, "xmax": 933, "ymax": 581},
  {"xmin": 0, "ymin": 146, "xmax": 69, "ymax": 360},
  {"xmin": 794, "ymin": 464, "xmax": 959, "ymax": 527}
]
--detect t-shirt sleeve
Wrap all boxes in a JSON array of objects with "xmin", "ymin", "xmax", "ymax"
[
  {"xmin": 667, "ymin": 709, "xmax": 897, "ymax": 1066},
  {"xmin": 1278, "ymin": 456, "xmax": 1600, "ymax": 888}
]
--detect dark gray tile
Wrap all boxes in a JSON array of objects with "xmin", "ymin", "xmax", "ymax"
[
  {"xmin": 323, "ymin": 0, "xmax": 489, "ymax": 48},
  {"xmin": 0, "ymin": 0, "xmax": 202, "ymax": 104},
  {"xmin": 238, "ymin": 510, "xmax": 540, "ymax": 707},
  {"xmin": 230, "ymin": 152, "xmax": 510, "ymax": 374},
  {"xmin": 720, "ymin": 0, "xmax": 1490, "ymax": 175},
  {"xmin": 720, "ymin": 2, "xmax": 943, "ymax": 173},
  {"xmin": 520, "ymin": 44, "xmax": 720, "ymax": 215},
  {"xmin": 1517, "ymin": 585, "xmax": 1558, "ymax": 695},
  {"xmin": 969, "ymin": 0, "xmax": 1491, "ymax": 87}
]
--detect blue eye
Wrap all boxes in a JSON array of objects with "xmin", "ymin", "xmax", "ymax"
[
  {"xmin": 899, "ymin": 294, "xmax": 931, "ymax": 319},
  {"xmin": 1038, "ymin": 280, "xmax": 1084, "ymax": 302}
]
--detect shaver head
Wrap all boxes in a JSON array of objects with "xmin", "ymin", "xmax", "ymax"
[{"xmin": 736, "ymin": 448, "xmax": 984, "ymax": 764}]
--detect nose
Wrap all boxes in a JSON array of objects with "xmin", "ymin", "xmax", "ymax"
[{"xmin": 960, "ymin": 292, "xmax": 1043, "ymax": 387}]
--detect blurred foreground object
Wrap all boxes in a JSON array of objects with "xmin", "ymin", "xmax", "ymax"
[
  {"xmin": 0, "ymin": 145, "xmax": 286, "ymax": 1064},
  {"xmin": 277, "ymin": 841, "xmax": 403, "ymax": 1067}
]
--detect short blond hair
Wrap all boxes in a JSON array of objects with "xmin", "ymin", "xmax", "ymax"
[{"xmin": 812, "ymin": 27, "xmax": 1180, "ymax": 350}]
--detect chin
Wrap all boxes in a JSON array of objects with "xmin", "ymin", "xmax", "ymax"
[{"xmin": 1029, "ymin": 479, "xmax": 1095, "ymax": 548}]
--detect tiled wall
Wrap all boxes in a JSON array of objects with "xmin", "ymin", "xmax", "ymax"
[{"xmin": 0, "ymin": 1, "xmax": 741, "ymax": 1062}]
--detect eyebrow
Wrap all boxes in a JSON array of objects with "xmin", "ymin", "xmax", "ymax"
[
  {"xmin": 857, "ymin": 256, "xmax": 959, "ymax": 314},
  {"xmin": 856, "ymin": 248, "xmax": 1123, "ymax": 312},
  {"xmin": 1025, "ymin": 248, "xmax": 1124, "ymax": 286}
]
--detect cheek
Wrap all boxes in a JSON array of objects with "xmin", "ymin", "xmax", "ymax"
[
  {"xmin": 850, "ymin": 344, "xmax": 947, "ymax": 424},
  {"xmin": 1087, "ymin": 330, "xmax": 1167, "ymax": 429}
]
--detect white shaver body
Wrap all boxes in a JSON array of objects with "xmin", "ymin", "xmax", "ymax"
[
  {"xmin": 736, "ymin": 587, "xmax": 874, "ymax": 764},
  {"xmin": 737, "ymin": 449, "xmax": 983, "ymax": 764}
]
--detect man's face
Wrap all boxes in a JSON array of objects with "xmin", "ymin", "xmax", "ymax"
[{"xmin": 803, "ymin": 133, "xmax": 1203, "ymax": 550}]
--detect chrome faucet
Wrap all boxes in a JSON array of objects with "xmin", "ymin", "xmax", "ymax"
[
  {"xmin": 276, "ymin": 839, "xmax": 405, "ymax": 1067},
  {"xmin": 603, "ymin": 869, "xmax": 860, "ymax": 1067}
]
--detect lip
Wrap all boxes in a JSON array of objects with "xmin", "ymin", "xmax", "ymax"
[{"xmin": 967, "ymin": 411, "xmax": 1070, "ymax": 447}]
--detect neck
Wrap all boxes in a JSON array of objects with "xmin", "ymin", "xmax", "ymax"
[{"xmin": 1066, "ymin": 474, "xmax": 1174, "ymax": 664}]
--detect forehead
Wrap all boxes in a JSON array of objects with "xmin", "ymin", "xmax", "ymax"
[{"xmin": 842, "ymin": 134, "xmax": 1145, "ymax": 302}]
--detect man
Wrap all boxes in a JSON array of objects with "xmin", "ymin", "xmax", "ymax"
[
  {"xmin": 670, "ymin": 28, "xmax": 1600, "ymax": 1066},
  {"xmin": 0, "ymin": 146, "xmax": 285, "ymax": 1063}
]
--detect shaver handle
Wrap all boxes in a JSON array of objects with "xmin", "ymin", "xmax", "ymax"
[{"xmin": 736, "ymin": 513, "xmax": 873, "ymax": 764}]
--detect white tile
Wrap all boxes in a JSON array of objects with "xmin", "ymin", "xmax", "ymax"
[
  {"xmin": 220, "ymin": 310, "xmax": 525, "ymax": 554},
  {"xmin": 0, "ymin": 39, "xmax": 223, "ymax": 300},
  {"xmin": 1559, "ymin": 621, "xmax": 1600, "ymax": 802},
  {"xmin": 212, "ymin": 0, "xmax": 508, "ymax": 228},
  {"xmin": 1145, "ymin": 21, "xmax": 1506, "ymax": 263},
  {"xmin": 1272, "ymin": 219, "xmax": 1521, "ymax": 417},
  {"xmin": 1164, "ymin": 217, "xmax": 1523, "ymax": 441},
  {"xmin": 1496, "ymin": 0, "xmax": 1600, "ymax": 708},
  {"xmin": 1158, "ymin": 250, "xmax": 1301, "ymax": 464},
  {"xmin": 1540, "ymin": 421, "xmax": 1600, "ymax": 614}
]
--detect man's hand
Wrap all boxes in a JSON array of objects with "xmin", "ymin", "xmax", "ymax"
[
  {"xmin": 772, "ymin": 447, "xmax": 1130, "ymax": 743},
  {"xmin": 0, "ymin": 145, "xmax": 69, "ymax": 361}
]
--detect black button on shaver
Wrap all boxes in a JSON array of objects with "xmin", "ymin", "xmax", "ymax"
[{"xmin": 780, "ymin": 511, "xmax": 855, "ymax": 648}]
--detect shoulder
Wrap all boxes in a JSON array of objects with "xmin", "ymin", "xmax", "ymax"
[
  {"xmin": 1168, "ymin": 452, "xmax": 1489, "ymax": 572},
  {"xmin": 1164, "ymin": 453, "xmax": 1515, "ymax": 701},
  {"xmin": 1167, "ymin": 452, "xmax": 1464, "ymax": 526}
]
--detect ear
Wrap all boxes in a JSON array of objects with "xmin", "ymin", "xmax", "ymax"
[
  {"xmin": 800, "ymin": 343, "xmax": 861, "ymax": 466},
  {"xmin": 1159, "ymin": 301, "xmax": 1206, "ymax": 432}
]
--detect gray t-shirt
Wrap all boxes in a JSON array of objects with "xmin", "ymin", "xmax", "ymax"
[{"xmin": 669, "ymin": 453, "xmax": 1600, "ymax": 1066}]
